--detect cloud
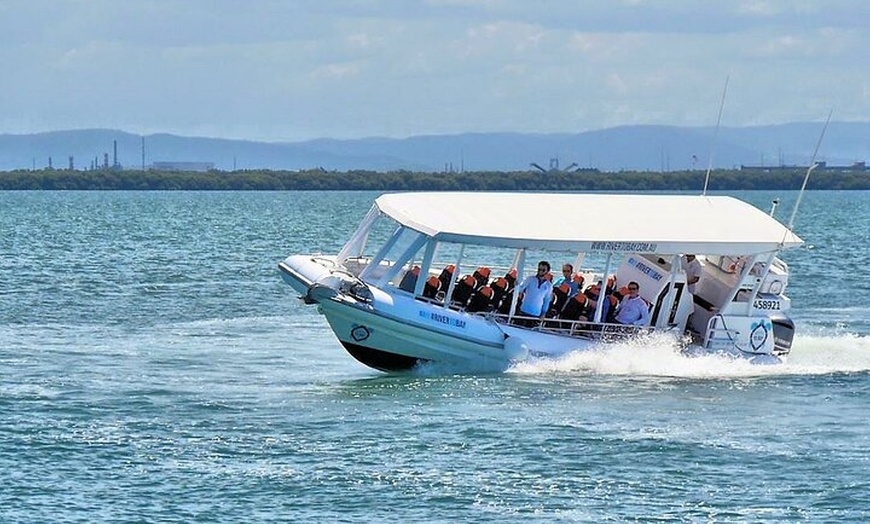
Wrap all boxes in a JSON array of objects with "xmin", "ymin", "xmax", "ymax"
[{"xmin": 0, "ymin": 0, "xmax": 867, "ymax": 140}]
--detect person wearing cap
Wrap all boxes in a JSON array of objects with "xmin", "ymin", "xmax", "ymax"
[{"xmin": 684, "ymin": 254, "xmax": 702, "ymax": 294}]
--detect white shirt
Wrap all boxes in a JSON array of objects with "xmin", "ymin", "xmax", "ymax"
[
  {"xmin": 684, "ymin": 256, "xmax": 702, "ymax": 294},
  {"xmin": 615, "ymin": 295, "xmax": 650, "ymax": 326}
]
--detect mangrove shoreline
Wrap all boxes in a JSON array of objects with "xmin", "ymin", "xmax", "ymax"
[{"xmin": 1, "ymin": 168, "xmax": 868, "ymax": 191}]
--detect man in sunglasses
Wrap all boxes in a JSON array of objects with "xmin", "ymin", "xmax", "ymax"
[
  {"xmin": 515, "ymin": 260, "xmax": 554, "ymax": 324},
  {"xmin": 614, "ymin": 281, "xmax": 650, "ymax": 326}
]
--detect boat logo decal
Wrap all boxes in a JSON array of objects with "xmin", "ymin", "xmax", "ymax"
[
  {"xmin": 351, "ymin": 325, "xmax": 371, "ymax": 342},
  {"xmin": 591, "ymin": 241, "xmax": 658, "ymax": 253},
  {"xmin": 419, "ymin": 309, "xmax": 467, "ymax": 329},
  {"xmin": 627, "ymin": 257, "xmax": 664, "ymax": 281},
  {"xmin": 749, "ymin": 319, "xmax": 772, "ymax": 351}
]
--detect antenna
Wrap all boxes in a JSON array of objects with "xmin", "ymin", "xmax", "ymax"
[
  {"xmin": 702, "ymin": 75, "xmax": 729, "ymax": 196},
  {"xmin": 787, "ymin": 108, "xmax": 833, "ymax": 231}
]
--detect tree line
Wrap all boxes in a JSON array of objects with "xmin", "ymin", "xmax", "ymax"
[{"xmin": 0, "ymin": 168, "xmax": 868, "ymax": 190}]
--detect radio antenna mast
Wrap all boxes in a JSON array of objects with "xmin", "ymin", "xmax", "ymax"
[
  {"xmin": 787, "ymin": 108, "xmax": 833, "ymax": 231},
  {"xmin": 702, "ymin": 75, "xmax": 729, "ymax": 196},
  {"xmin": 701, "ymin": 76, "xmax": 728, "ymax": 196}
]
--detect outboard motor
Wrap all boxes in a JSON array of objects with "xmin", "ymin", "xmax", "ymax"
[{"xmin": 770, "ymin": 313, "xmax": 795, "ymax": 356}]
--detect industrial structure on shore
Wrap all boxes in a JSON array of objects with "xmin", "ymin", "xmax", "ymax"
[{"xmin": 740, "ymin": 161, "xmax": 867, "ymax": 173}]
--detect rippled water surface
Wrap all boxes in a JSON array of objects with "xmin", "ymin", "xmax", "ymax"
[{"xmin": 1, "ymin": 190, "xmax": 868, "ymax": 522}]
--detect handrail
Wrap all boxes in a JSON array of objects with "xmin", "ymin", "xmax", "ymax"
[
  {"xmin": 704, "ymin": 325, "xmax": 740, "ymax": 349},
  {"xmin": 485, "ymin": 312, "xmax": 655, "ymax": 341}
]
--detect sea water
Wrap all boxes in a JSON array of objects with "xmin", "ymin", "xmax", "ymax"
[{"xmin": 0, "ymin": 190, "xmax": 868, "ymax": 523}]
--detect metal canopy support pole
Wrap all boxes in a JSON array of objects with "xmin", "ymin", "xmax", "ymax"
[
  {"xmin": 443, "ymin": 244, "xmax": 465, "ymax": 307},
  {"xmin": 414, "ymin": 240, "xmax": 437, "ymax": 296},
  {"xmin": 573, "ymin": 252, "xmax": 586, "ymax": 273},
  {"xmin": 377, "ymin": 233, "xmax": 427, "ymax": 287},
  {"xmin": 719, "ymin": 254, "xmax": 761, "ymax": 314},
  {"xmin": 745, "ymin": 251, "xmax": 779, "ymax": 311},
  {"xmin": 593, "ymin": 253, "xmax": 613, "ymax": 323},
  {"xmin": 507, "ymin": 248, "xmax": 526, "ymax": 322},
  {"xmin": 359, "ymin": 225, "xmax": 403, "ymax": 281}
]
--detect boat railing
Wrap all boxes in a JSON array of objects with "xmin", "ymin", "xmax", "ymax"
[{"xmin": 486, "ymin": 312, "xmax": 655, "ymax": 342}]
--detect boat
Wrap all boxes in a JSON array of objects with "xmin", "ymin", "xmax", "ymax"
[{"xmin": 279, "ymin": 192, "xmax": 803, "ymax": 372}]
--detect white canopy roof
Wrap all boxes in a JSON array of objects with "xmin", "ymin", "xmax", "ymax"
[{"xmin": 375, "ymin": 192, "xmax": 803, "ymax": 256}]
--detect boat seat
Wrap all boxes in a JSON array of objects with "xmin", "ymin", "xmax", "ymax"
[
  {"xmin": 398, "ymin": 265, "xmax": 420, "ymax": 293},
  {"xmin": 422, "ymin": 275, "xmax": 442, "ymax": 300},
  {"xmin": 503, "ymin": 268, "xmax": 517, "ymax": 294},
  {"xmin": 466, "ymin": 286, "xmax": 495, "ymax": 313},
  {"xmin": 451, "ymin": 275, "xmax": 477, "ymax": 307},
  {"xmin": 560, "ymin": 293, "xmax": 591, "ymax": 321},
  {"xmin": 438, "ymin": 264, "xmax": 455, "ymax": 290},
  {"xmin": 472, "ymin": 266, "xmax": 491, "ymax": 288},
  {"xmin": 548, "ymin": 283, "xmax": 571, "ymax": 318},
  {"xmin": 490, "ymin": 277, "xmax": 508, "ymax": 308}
]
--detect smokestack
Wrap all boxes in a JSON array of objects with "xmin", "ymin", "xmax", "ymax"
[
  {"xmin": 113, "ymin": 140, "xmax": 118, "ymax": 168},
  {"xmin": 104, "ymin": 153, "xmax": 109, "ymax": 170},
  {"xmin": 69, "ymin": 156, "xmax": 74, "ymax": 170}
]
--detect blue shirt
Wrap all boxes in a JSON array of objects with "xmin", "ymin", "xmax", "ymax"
[
  {"xmin": 554, "ymin": 277, "xmax": 580, "ymax": 297},
  {"xmin": 517, "ymin": 275, "xmax": 553, "ymax": 317}
]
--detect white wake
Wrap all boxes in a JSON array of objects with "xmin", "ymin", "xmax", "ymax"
[{"xmin": 509, "ymin": 331, "xmax": 870, "ymax": 378}]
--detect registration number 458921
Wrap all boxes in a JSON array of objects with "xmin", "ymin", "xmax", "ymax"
[{"xmin": 753, "ymin": 299, "xmax": 781, "ymax": 311}]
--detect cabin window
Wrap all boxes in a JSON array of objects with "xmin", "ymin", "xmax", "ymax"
[
  {"xmin": 340, "ymin": 211, "xmax": 403, "ymax": 266},
  {"xmin": 370, "ymin": 227, "xmax": 427, "ymax": 287},
  {"xmin": 337, "ymin": 205, "xmax": 381, "ymax": 263}
]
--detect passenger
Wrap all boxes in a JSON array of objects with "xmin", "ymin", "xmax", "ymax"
[
  {"xmin": 614, "ymin": 281, "xmax": 650, "ymax": 326},
  {"xmin": 554, "ymin": 264, "xmax": 580, "ymax": 297},
  {"xmin": 571, "ymin": 274, "xmax": 584, "ymax": 296},
  {"xmin": 606, "ymin": 274, "xmax": 617, "ymax": 295},
  {"xmin": 398, "ymin": 265, "xmax": 420, "ymax": 293},
  {"xmin": 615, "ymin": 285, "xmax": 630, "ymax": 301},
  {"xmin": 584, "ymin": 282, "xmax": 616, "ymax": 323},
  {"xmin": 684, "ymin": 254, "xmax": 702, "ymax": 294},
  {"xmin": 514, "ymin": 260, "xmax": 554, "ymax": 324}
]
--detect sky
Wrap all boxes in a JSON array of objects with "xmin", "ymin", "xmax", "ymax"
[{"xmin": 1, "ymin": 0, "xmax": 868, "ymax": 142}]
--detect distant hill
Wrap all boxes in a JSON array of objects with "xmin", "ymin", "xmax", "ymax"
[{"xmin": 1, "ymin": 123, "xmax": 868, "ymax": 172}]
